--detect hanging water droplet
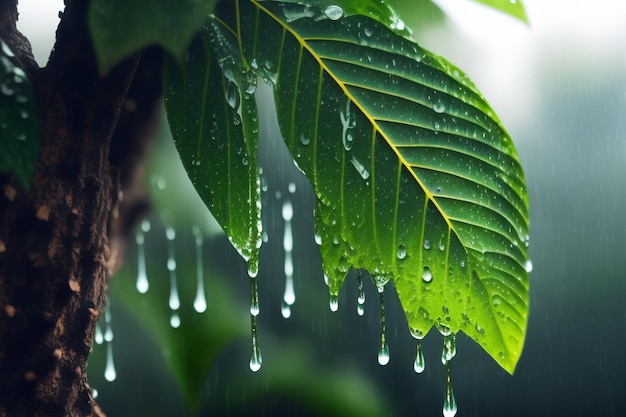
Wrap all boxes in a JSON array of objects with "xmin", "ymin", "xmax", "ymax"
[
  {"xmin": 283, "ymin": 200, "xmax": 296, "ymax": 311},
  {"xmin": 437, "ymin": 322, "xmax": 452, "ymax": 337},
  {"xmin": 524, "ymin": 259, "xmax": 533, "ymax": 273},
  {"xmin": 443, "ymin": 361, "xmax": 457, "ymax": 417},
  {"xmin": 441, "ymin": 333, "xmax": 456, "ymax": 364},
  {"xmin": 104, "ymin": 341, "xmax": 116, "ymax": 382},
  {"xmin": 329, "ymin": 294, "xmax": 339, "ymax": 312},
  {"xmin": 422, "ymin": 266, "xmax": 433, "ymax": 282},
  {"xmin": 166, "ymin": 227, "xmax": 180, "ymax": 312},
  {"xmin": 377, "ymin": 287, "xmax": 389, "ymax": 365},
  {"xmin": 397, "ymin": 244, "xmax": 407, "ymax": 260},
  {"xmin": 357, "ymin": 269, "xmax": 365, "ymax": 316},
  {"xmin": 281, "ymin": 300, "xmax": 292, "ymax": 318},
  {"xmin": 170, "ymin": 313, "xmax": 181, "ymax": 328},
  {"xmin": 103, "ymin": 299, "xmax": 113, "ymax": 342},
  {"xmin": 414, "ymin": 342, "xmax": 425, "ymax": 373},
  {"xmin": 135, "ymin": 221, "xmax": 149, "ymax": 294},
  {"xmin": 249, "ymin": 314, "xmax": 262, "ymax": 372},
  {"xmin": 324, "ymin": 5, "xmax": 344, "ymax": 20},
  {"xmin": 193, "ymin": 226, "xmax": 207, "ymax": 313},
  {"xmin": 250, "ymin": 276, "xmax": 260, "ymax": 316},
  {"xmin": 94, "ymin": 323, "xmax": 103, "ymax": 345}
]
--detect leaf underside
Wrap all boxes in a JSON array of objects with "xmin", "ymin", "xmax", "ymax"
[{"xmin": 170, "ymin": 0, "xmax": 530, "ymax": 375}]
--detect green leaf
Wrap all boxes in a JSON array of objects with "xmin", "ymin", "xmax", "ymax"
[
  {"xmin": 163, "ymin": 19, "xmax": 262, "ymax": 274},
  {"xmin": 470, "ymin": 0, "xmax": 528, "ymax": 23},
  {"xmin": 88, "ymin": 0, "xmax": 218, "ymax": 73},
  {"xmin": 0, "ymin": 40, "xmax": 39, "ymax": 187},
  {"xmin": 225, "ymin": 0, "xmax": 530, "ymax": 374}
]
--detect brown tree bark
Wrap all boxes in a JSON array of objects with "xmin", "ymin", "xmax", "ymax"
[{"xmin": 0, "ymin": 0, "xmax": 161, "ymax": 415}]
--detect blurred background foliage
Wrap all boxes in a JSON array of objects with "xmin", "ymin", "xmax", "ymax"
[{"xmin": 13, "ymin": 0, "xmax": 626, "ymax": 415}]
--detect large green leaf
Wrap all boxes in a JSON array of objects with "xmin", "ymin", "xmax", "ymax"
[
  {"xmin": 88, "ymin": 0, "xmax": 218, "ymax": 73},
  {"xmin": 0, "ymin": 40, "xmax": 39, "ymax": 187},
  {"xmin": 163, "ymin": 19, "xmax": 262, "ymax": 275},
  {"xmin": 219, "ymin": 0, "xmax": 529, "ymax": 374}
]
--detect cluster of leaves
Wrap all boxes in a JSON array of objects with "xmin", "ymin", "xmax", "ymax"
[{"xmin": 2, "ymin": 0, "xmax": 531, "ymax": 404}]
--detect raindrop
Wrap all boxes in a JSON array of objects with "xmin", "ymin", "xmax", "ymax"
[
  {"xmin": 249, "ymin": 314, "xmax": 262, "ymax": 372},
  {"xmin": 193, "ymin": 226, "xmax": 207, "ymax": 313},
  {"xmin": 433, "ymin": 101, "xmax": 445, "ymax": 113},
  {"xmin": 281, "ymin": 300, "xmax": 291, "ymax": 318},
  {"xmin": 364, "ymin": 27, "xmax": 373, "ymax": 37},
  {"xmin": 299, "ymin": 133, "xmax": 310, "ymax": 145},
  {"xmin": 414, "ymin": 342, "xmax": 425, "ymax": 373},
  {"xmin": 423, "ymin": 240, "xmax": 431, "ymax": 250},
  {"xmin": 524, "ymin": 259, "xmax": 533, "ymax": 273},
  {"xmin": 282, "ymin": 200, "xmax": 296, "ymax": 312},
  {"xmin": 288, "ymin": 182, "xmax": 296, "ymax": 194},
  {"xmin": 357, "ymin": 269, "xmax": 365, "ymax": 316},
  {"xmin": 350, "ymin": 156, "xmax": 369, "ymax": 180},
  {"xmin": 329, "ymin": 294, "xmax": 339, "ymax": 312},
  {"xmin": 170, "ymin": 313, "xmax": 181, "ymax": 328},
  {"xmin": 324, "ymin": 5, "xmax": 344, "ymax": 20},
  {"xmin": 166, "ymin": 227, "xmax": 180, "ymax": 320},
  {"xmin": 422, "ymin": 266, "xmax": 433, "ymax": 283},
  {"xmin": 104, "ymin": 341, "xmax": 116, "ymax": 382},
  {"xmin": 397, "ymin": 244, "xmax": 407, "ymax": 260},
  {"xmin": 443, "ymin": 361, "xmax": 457, "ymax": 417},
  {"xmin": 377, "ymin": 287, "xmax": 389, "ymax": 365},
  {"xmin": 135, "ymin": 220, "xmax": 149, "ymax": 294},
  {"xmin": 95, "ymin": 323, "xmax": 104, "ymax": 345}
]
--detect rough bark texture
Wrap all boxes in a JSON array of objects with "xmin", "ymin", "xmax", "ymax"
[{"xmin": 0, "ymin": 0, "xmax": 161, "ymax": 415}]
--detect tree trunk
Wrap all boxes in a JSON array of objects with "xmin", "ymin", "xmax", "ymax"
[{"xmin": 0, "ymin": 0, "xmax": 160, "ymax": 415}]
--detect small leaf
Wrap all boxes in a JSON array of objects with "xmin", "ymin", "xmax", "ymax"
[
  {"xmin": 470, "ymin": 0, "xmax": 528, "ymax": 23},
  {"xmin": 0, "ymin": 40, "xmax": 39, "ymax": 187},
  {"xmin": 88, "ymin": 0, "xmax": 218, "ymax": 73},
  {"xmin": 224, "ymin": 0, "xmax": 530, "ymax": 374},
  {"xmin": 163, "ymin": 20, "xmax": 262, "ymax": 273}
]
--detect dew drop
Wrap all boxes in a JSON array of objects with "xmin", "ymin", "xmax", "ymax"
[
  {"xmin": 300, "ymin": 133, "xmax": 311, "ymax": 145},
  {"xmin": 423, "ymin": 240, "xmax": 431, "ymax": 250},
  {"xmin": 414, "ymin": 342, "xmax": 425, "ymax": 373},
  {"xmin": 437, "ymin": 322, "xmax": 452, "ymax": 337},
  {"xmin": 433, "ymin": 101, "xmax": 445, "ymax": 113},
  {"xmin": 193, "ymin": 226, "xmax": 207, "ymax": 313},
  {"xmin": 492, "ymin": 294, "xmax": 502, "ymax": 307},
  {"xmin": 324, "ymin": 5, "xmax": 344, "ymax": 20},
  {"xmin": 397, "ymin": 244, "xmax": 407, "ymax": 260},
  {"xmin": 422, "ymin": 266, "xmax": 433, "ymax": 283}
]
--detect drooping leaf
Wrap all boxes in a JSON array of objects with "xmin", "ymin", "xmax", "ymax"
[
  {"xmin": 88, "ymin": 0, "xmax": 218, "ymax": 73},
  {"xmin": 470, "ymin": 0, "xmax": 528, "ymax": 23},
  {"xmin": 163, "ymin": 19, "xmax": 262, "ymax": 274},
  {"xmin": 210, "ymin": 0, "xmax": 530, "ymax": 374},
  {"xmin": 0, "ymin": 40, "xmax": 39, "ymax": 187}
]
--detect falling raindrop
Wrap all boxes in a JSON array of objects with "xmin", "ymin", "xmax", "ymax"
[
  {"xmin": 443, "ymin": 361, "xmax": 458, "ymax": 417},
  {"xmin": 170, "ymin": 313, "xmax": 181, "ymax": 329},
  {"xmin": 135, "ymin": 219, "xmax": 150, "ymax": 294},
  {"xmin": 377, "ymin": 286, "xmax": 390, "ymax": 365},
  {"xmin": 104, "ymin": 341, "xmax": 116, "ymax": 382},
  {"xmin": 356, "ymin": 269, "xmax": 365, "ymax": 316},
  {"xmin": 282, "ymin": 200, "xmax": 296, "ymax": 315},
  {"xmin": 166, "ymin": 227, "xmax": 180, "ymax": 327},
  {"xmin": 324, "ymin": 4, "xmax": 344, "ymax": 20},
  {"xmin": 414, "ymin": 342, "xmax": 425, "ymax": 373},
  {"xmin": 249, "ymin": 314, "xmax": 262, "ymax": 372},
  {"xmin": 192, "ymin": 226, "xmax": 207, "ymax": 313}
]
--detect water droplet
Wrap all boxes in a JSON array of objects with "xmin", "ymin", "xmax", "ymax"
[
  {"xmin": 156, "ymin": 176, "xmax": 167, "ymax": 190},
  {"xmin": 414, "ymin": 342, "xmax": 425, "ymax": 373},
  {"xmin": 314, "ymin": 231, "xmax": 322, "ymax": 245},
  {"xmin": 475, "ymin": 323, "xmax": 485, "ymax": 335},
  {"xmin": 437, "ymin": 323, "xmax": 452, "ymax": 337},
  {"xmin": 193, "ymin": 226, "xmax": 207, "ymax": 313},
  {"xmin": 281, "ymin": 300, "xmax": 292, "ymax": 318},
  {"xmin": 299, "ymin": 133, "xmax": 311, "ymax": 145},
  {"xmin": 443, "ymin": 361, "xmax": 457, "ymax": 417},
  {"xmin": 250, "ymin": 276, "xmax": 260, "ymax": 316},
  {"xmin": 441, "ymin": 333, "xmax": 456, "ymax": 364},
  {"xmin": 282, "ymin": 200, "xmax": 293, "ymax": 222},
  {"xmin": 357, "ymin": 269, "xmax": 366, "ymax": 304},
  {"xmin": 492, "ymin": 294, "xmax": 502, "ymax": 307},
  {"xmin": 169, "ymin": 313, "xmax": 181, "ymax": 328},
  {"xmin": 283, "ymin": 202, "xmax": 296, "ymax": 310},
  {"xmin": 104, "ymin": 341, "xmax": 116, "ymax": 382},
  {"xmin": 19, "ymin": 109, "xmax": 28, "ymax": 119},
  {"xmin": 397, "ymin": 244, "xmax": 407, "ymax": 260},
  {"xmin": 524, "ymin": 259, "xmax": 533, "ymax": 273},
  {"xmin": 135, "ymin": 225, "xmax": 149, "ymax": 294},
  {"xmin": 329, "ymin": 294, "xmax": 339, "ymax": 312},
  {"xmin": 249, "ymin": 314, "xmax": 262, "ymax": 372},
  {"xmin": 225, "ymin": 80, "xmax": 240, "ymax": 110},
  {"xmin": 433, "ymin": 101, "xmax": 445, "ymax": 113},
  {"xmin": 433, "ymin": 121, "xmax": 441, "ymax": 132},
  {"xmin": 350, "ymin": 156, "xmax": 369, "ymax": 180},
  {"xmin": 439, "ymin": 243, "xmax": 445, "ymax": 251},
  {"xmin": 94, "ymin": 323, "xmax": 103, "ymax": 344},
  {"xmin": 423, "ymin": 240, "xmax": 431, "ymax": 250},
  {"xmin": 324, "ymin": 5, "xmax": 343, "ymax": 20},
  {"xmin": 166, "ymin": 227, "xmax": 180, "ymax": 311},
  {"xmin": 422, "ymin": 266, "xmax": 433, "ymax": 282},
  {"xmin": 377, "ymin": 287, "xmax": 389, "ymax": 365},
  {"xmin": 242, "ymin": 157, "xmax": 249, "ymax": 166}
]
